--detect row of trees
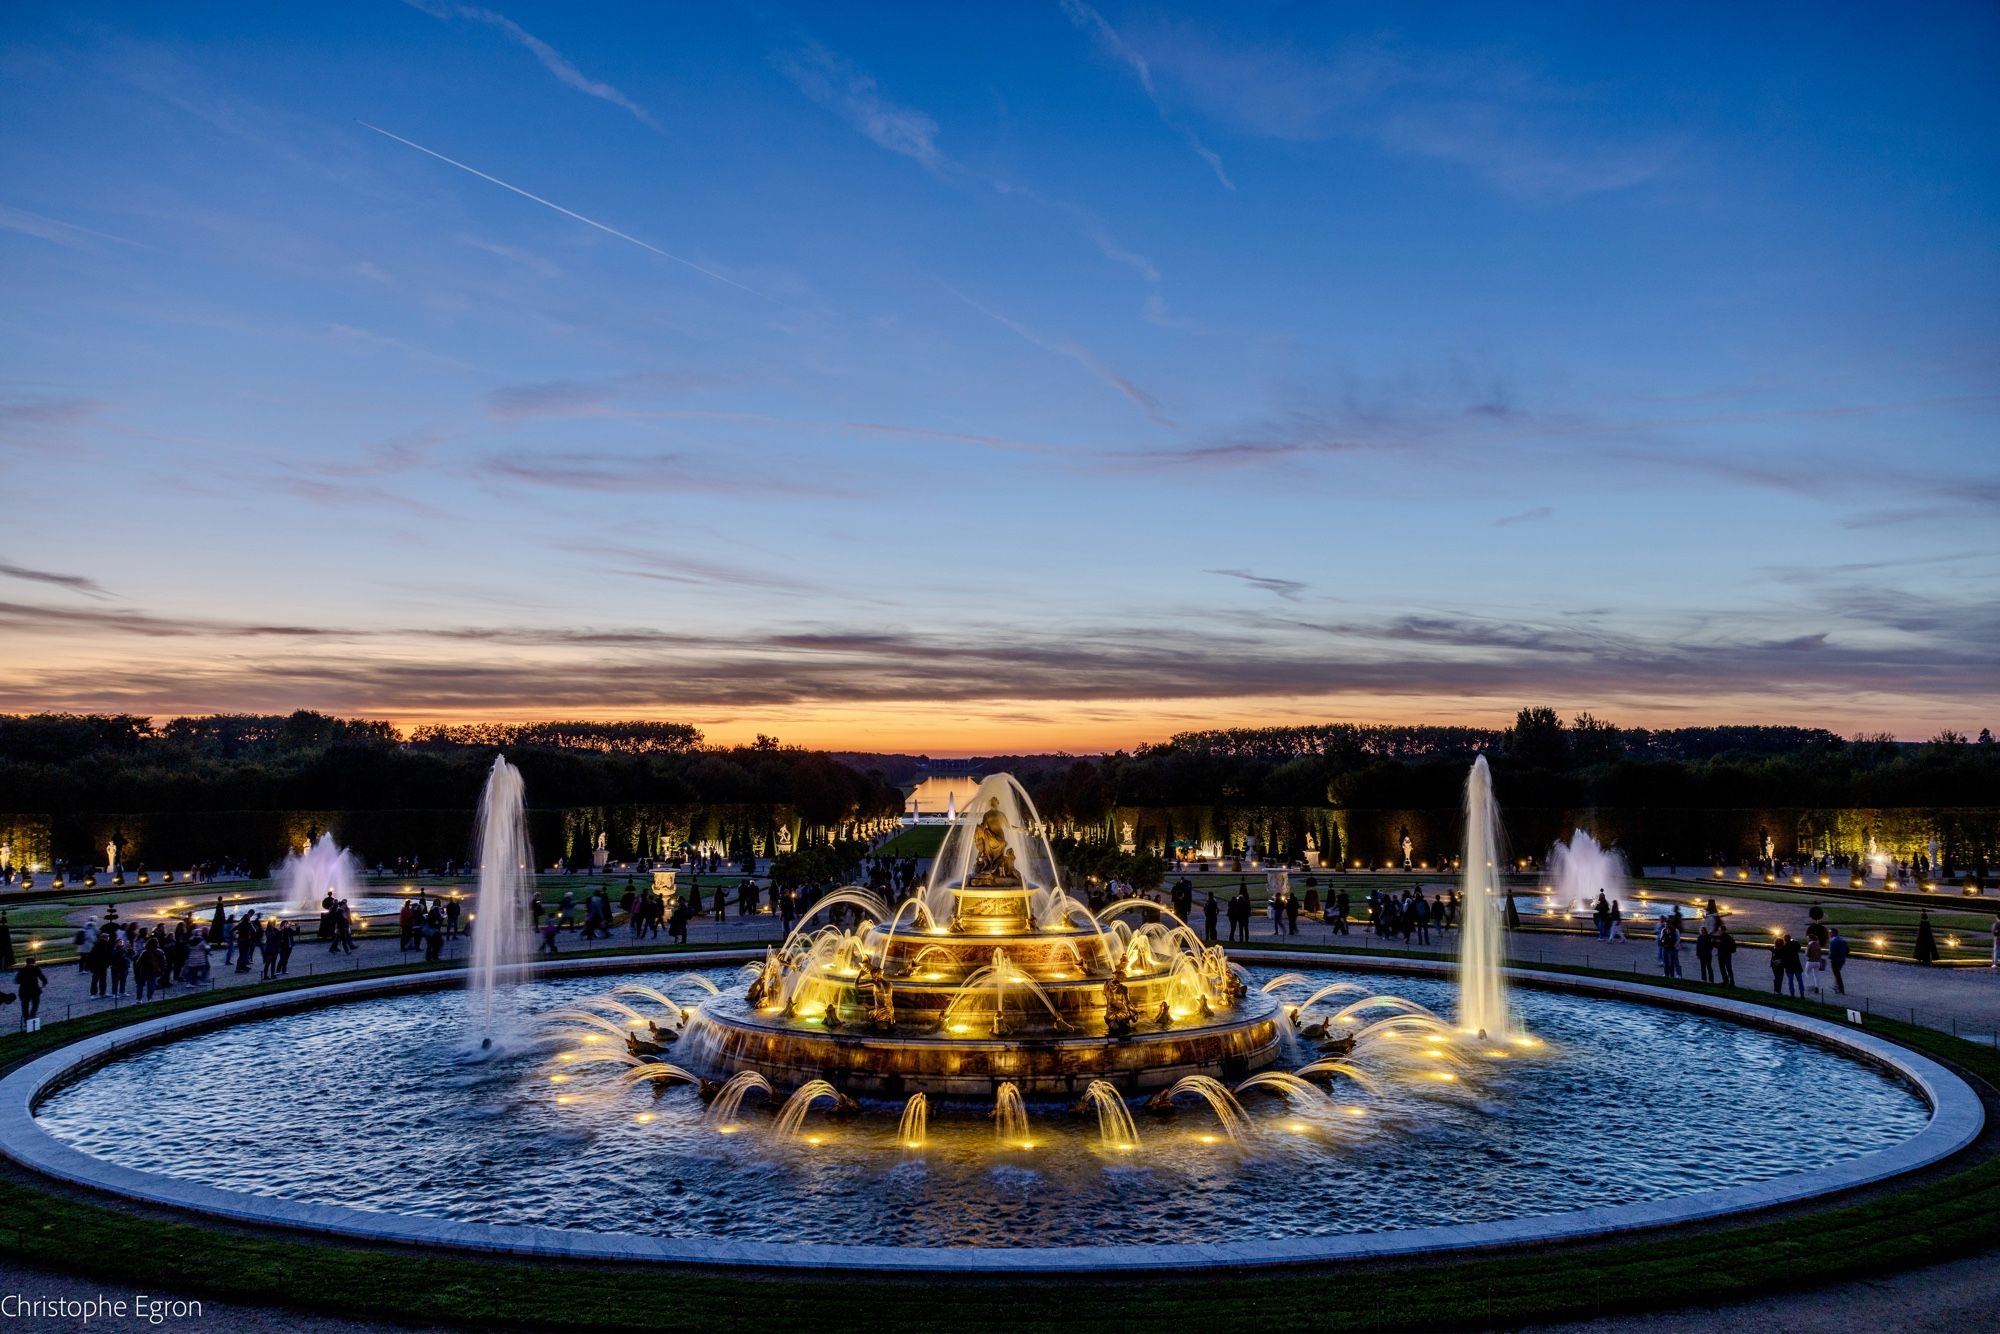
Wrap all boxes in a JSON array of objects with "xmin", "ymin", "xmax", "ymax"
[
  {"xmin": 1001, "ymin": 711, "xmax": 2000, "ymax": 828},
  {"xmin": 0, "ymin": 713, "xmax": 901, "ymax": 829},
  {"xmin": 6, "ymin": 710, "xmax": 1994, "ymax": 825}
]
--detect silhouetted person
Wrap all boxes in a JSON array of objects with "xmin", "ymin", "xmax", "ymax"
[
  {"xmin": 1914, "ymin": 911, "xmax": 1939, "ymax": 965},
  {"xmin": 14, "ymin": 958, "xmax": 47, "ymax": 1030}
]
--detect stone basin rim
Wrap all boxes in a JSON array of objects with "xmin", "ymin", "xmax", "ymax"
[{"xmin": 0, "ymin": 948, "xmax": 1980, "ymax": 1275}]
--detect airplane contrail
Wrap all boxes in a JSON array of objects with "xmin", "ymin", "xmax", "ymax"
[{"xmin": 359, "ymin": 121, "xmax": 751, "ymax": 293}]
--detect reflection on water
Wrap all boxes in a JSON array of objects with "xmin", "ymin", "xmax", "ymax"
[{"xmin": 35, "ymin": 966, "xmax": 1927, "ymax": 1248}]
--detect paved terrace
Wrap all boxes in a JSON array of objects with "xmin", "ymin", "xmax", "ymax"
[{"xmin": 11, "ymin": 878, "xmax": 1997, "ymax": 1046}]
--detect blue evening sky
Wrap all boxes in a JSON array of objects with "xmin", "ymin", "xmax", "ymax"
[{"xmin": 1, "ymin": 2, "xmax": 1995, "ymax": 750}]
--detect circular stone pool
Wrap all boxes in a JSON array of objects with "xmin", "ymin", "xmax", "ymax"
[{"xmin": 15, "ymin": 955, "xmax": 1972, "ymax": 1269}]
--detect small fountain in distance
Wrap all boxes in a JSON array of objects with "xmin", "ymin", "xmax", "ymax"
[
  {"xmin": 1458, "ymin": 755, "xmax": 1512, "ymax": 1039},
  {"xmin": 468, "ymin": 756, "xmax": 534, "ymax": 1042},
  {"xmin": 277, "ymin": 833, "xmax": 359, "ymax": 917},
  {"xmin": 1548, "ymin": 829, "xmax": 1628, "ymax": 916}
]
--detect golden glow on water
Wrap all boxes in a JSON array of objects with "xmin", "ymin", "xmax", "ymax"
[
  {"xmin": 1344, "ymin": 1106, "xmax": 1367, "ymax": 1117},
  {"xmin": 555, "ymin": 1094, "xmax": 577, "ymax": 1105},
  {"xmin": 634, "ymin": 1113, "xmax": 655, "ymax": 1124},
  {"xmin": 548, "ymin": 1074, "xmax": 570, "ymax": 1084}
]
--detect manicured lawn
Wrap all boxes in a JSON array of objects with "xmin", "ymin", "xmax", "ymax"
[{"xmin": 872, "ymin": 825, "xmax": 950, "ymax": 858}]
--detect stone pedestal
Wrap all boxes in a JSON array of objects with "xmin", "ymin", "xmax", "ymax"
[
  {"xmin": 1265, "ymin": 868, "xmax": 1290, "ymax": 900},
  {"xmin": 650, "ymin": 869, "xmax": 678, "ymax": 895}
]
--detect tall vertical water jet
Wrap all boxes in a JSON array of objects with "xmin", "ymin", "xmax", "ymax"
[
  {"xmin": 278, "ymin": 833, "xmax": 360, "ymax": 916},
  {"xmin": 1457, "ymin": 755, "xmax": 1511, "ymax": 1038},
  {"xmin": 468, "ymin": 756, "xmax": 535, "ymax": 1041}
]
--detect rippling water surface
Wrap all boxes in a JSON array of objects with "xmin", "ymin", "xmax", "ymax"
[{"xmin": 35, "ymin": 966, "xmax": 1928, "ymax": 1247}]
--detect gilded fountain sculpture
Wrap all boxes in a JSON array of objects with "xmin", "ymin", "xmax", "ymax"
[{"xmin": 671, "ymin": 774, "xmax": 1282, "ymax": 1096}]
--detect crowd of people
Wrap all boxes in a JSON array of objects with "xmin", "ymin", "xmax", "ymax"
[
  {"xmin": 9, "ymin": 856, "xmax": 1992, "ymax": 1035},
  {"xmin": 396, "ymin": 892, "xmax": 459, "ymax": 962}
]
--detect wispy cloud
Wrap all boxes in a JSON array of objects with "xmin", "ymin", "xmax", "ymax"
[
  {"xmin": 773, "ymin": 33, "xmax": 1162, "ymax": 287},
  {"xmin": 475, "ymin": 449, "xmax": 841, "ymax": 499},
  {"xmin": 0, "ymin": 398, "xmax": 99, "ymax": 429},
  {"xmin": 328, "ymin": 322, "xmax": 481, "ymax": 372},
  {"xmin": 564, "ymin": 541, "xmax": 821, "ymax": 594},
  {"xmin": 1133, "ymin": 28, "xmax": 1680, "ymax": 201},
  {"xmin": 264, "ymin": 475, "xmax": 445, "ymax": 517},
  {"xmin": 0, "ymin": 561, "xmax": 110, "ymax": 599},
  {"xmin": 1206, "ymin": 568, "xmax": 1308, "ymax": 601},
  {"xmin": 455, "ymin": 233, "xmax": 561, "ymax": 278},
  {"xmin": 1058, "ymin": 0, "xmax": 1234, "ymax": 189},
  {"xmin": 314, "ymin": 430, "xmax": 445, "ymax": 478},
  {"xmin": 773, "ymin": 41, "xmax": 944, "ymax": 172},
  {"xmin": 0, "ymin": 397, "xmax": 102, "ymax": 454},
  {"xmin": 404, "ymin": 1, "xmax": 660, "ymax": 130},
  {"xmin": 484, "ymin": 371, "xmax": 718, "ymax": 421},
  {"xmin": 0, "ymin": 203, "xmax": 145, "ymax": 251},
  {"xmin": 956, "ymin": 291, "xmax": 1176, "ymax": 427},
  {"xmin": 1493, "ymin": 505, "xmax": 1554, "ymax": 527},
  {"xmin": 5, "ymin": 595, "xmax": 1995, "ymax": 717},
  {"xmin": 359, "ymin": 122, "xmax": 750, "ymax": 291}
]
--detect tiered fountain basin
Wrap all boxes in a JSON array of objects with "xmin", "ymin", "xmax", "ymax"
[
  {"xmin": 688, "ymin": 990, "xmax": 1281, "ymax": 1097},
  {"xmin": 3, "ymin": 952, "xmax": 1979, "ymax": 1273},
  {"xmin": 689, "ymin": 905, "xmax": 1283, "ymax": 1096},
  {"xmin": 677, "ymin": 775, "xmax": 1285, "ymax": 1095}
]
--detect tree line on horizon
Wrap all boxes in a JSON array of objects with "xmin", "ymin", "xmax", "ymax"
[
  {"xmin": 0, "ymin": 709, "xmax": 1992, "ymax": 822},
  {"xmin": 0, "ymin": 712, "xmax": 895, "ymax": 826},
  {"xmin": 1005, "ymin": 709, "xmax": 2000, "ymax": 827}
]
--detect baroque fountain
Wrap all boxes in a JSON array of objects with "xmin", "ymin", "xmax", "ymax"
[
  {"xmin": 674, "ymin": 774, "xmax": 1281, "ymax": 1098},
  {"xmin": 10, "ymin": 762, "xmax": 1965, "ymax": 1266},
  {"xmin": 556, "ymin": 771, "xmax": 1544, "ymax": 1149}
]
